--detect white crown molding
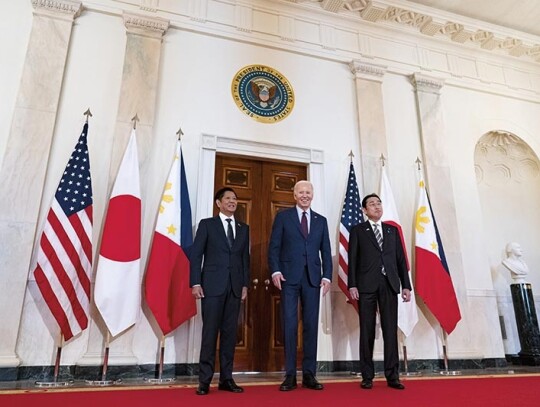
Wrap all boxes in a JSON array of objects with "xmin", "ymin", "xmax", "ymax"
[
  {"xmin": 286, "ymin": 0, "xmax": 540, "ymax": 63},
  {"xmin": 81, "ymin": 1, "xmax": 540, "ymax": 102}
]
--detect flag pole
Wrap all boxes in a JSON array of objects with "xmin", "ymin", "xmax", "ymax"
[
  {"xmin": 146, "ymin": 334, "xmax": 175, "ymax": 384},
  {"xmin": 399, "ymin": 331, "xmax": 421, "ymax": 376},
  {"xmin": 439, "ymin": 327, "xmax": 461, "ymax": 375},
  {"xmin": 85, "ymin": 330, "xmax": 118, "ymax": 386},
  {"xmin": 35, "ymin": 334, "xmax": 73, "ymax": 387}
]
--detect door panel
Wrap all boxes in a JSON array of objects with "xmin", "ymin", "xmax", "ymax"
[{"xmin": 214, "ymin": 154, "xmax": 307, "ymax": 372}]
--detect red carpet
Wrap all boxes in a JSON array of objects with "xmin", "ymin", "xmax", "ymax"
[{"xmin": 1, "ymin": 376, "xmax": 539, "ymax": 407}]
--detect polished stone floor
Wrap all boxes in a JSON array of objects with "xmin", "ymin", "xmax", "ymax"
[{"xmin": 2, "ymin": 366, "xmax": 540, "ymax": 392}]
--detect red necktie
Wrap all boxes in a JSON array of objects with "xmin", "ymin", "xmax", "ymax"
[{"xmin": 301, "ymin": 211, "xmax": 308, "ymax": 239}]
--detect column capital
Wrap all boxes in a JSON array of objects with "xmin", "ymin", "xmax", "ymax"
[
  {"xmin": 410, "ymin": 72, "xmax": 445, "ymax": 94},
  {"xmin": 349, "ymin": 60, "xmax": 387, "ymax": 82},
  {"xmin": 123, "ymin": 12, "xmax": 170, "ymax": 39},
  {"xmin": 31, "ymin": 0, "xmax": 82, "ymax": 20}
]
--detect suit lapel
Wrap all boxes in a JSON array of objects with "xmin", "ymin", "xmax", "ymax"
[
  {"xmin": 213, "ymin": 216, "xmax": 230, "ymax": 248},
  {"xmin": 363, "ymin": 221, "xmax": 382, "ymax": 251}
]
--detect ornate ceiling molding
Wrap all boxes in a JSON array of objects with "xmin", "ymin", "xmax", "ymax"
[{"xmin": 283, "ymin": 0, "xmax": 540, "ymax": 63}]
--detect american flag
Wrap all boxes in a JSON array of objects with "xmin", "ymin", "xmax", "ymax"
[
  {"xmin": 338, "ymin": 161, "xmax": 363, "ymax": 312},
  {"xmin": 32, "ymin": 123, "xmax": 93, "ymax": 341}
]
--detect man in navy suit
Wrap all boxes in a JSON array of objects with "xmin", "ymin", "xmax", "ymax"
[
  {"xmin": 348, "ymin": 193, "xmax": 411, "ymax": 390},
  {"xmin": 190, "ymin": 187, "xmax": 250, "ymax": 395},
  {"xmin": 268, "ymin": 180, "xmax": 332, "ymax": 391}
]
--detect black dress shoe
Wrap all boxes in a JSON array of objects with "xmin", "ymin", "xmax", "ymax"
[
  {"xmin": 196, "ymin": 383, "xmax": 209, "ymax": 395},
  {"xmin": 360, "ymin": 379, "xmax": 373, "ymax": 389},
  {"xmin": 279, "ymin": 375, "xmax": 297, "ymax": 391},
  {"xmin": 387, "ymin": 380, "xmax": 405, "ymax": 390},
  {"xmin": 302, "ymin": 373, "xmax": 323, "ymax": 390},
  {"xmin": 218, "ymin": 379, "xmax": 244, "ymax": 393}
]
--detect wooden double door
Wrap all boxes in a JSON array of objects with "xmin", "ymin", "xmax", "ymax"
[{"xmin": 214, "ymin": 154, "xmax": 307, "ymax": 372}]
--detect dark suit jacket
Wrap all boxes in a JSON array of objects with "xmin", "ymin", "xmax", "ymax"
[
  {"xmin": 268, "ymin": 207, "xmax": 332, "ymax": 286},
  {"xmin": 348, "ymin": 221, "xmax": 411, "ymax": 294},
  {"xmin": 189, "ymin": 216, "xmax": 250, "ymax": 298}
]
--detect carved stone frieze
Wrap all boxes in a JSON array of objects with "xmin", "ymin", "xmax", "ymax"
[
  {"xmin": 278, "ymin": 0, "xmax": 540, "ymax": 63},
  {"xmin": 123, "ymin": 12, "xmax": 169, "ymax": 38}
]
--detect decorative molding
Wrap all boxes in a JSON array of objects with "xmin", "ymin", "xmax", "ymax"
[
  {"xmin": 349, "ymin": 60, "xmax": 387, "ymax": 82},
  {"xmin": 31, "ymin": 0, "xmax": 82, "ymax": 20},
  {"xmin": 123, "ymin": 12, "xmax": 169, "ymax": 38},
  {"xmin": 235, "ymin": 4, "xmax": 253, "ymax": 33},
  {"xmin": 410, "ymin": 72, "xmax": 445, "ymax": 94},
  {"xmin": 285, "ymin": 0, "xmax": 540, "ymax": 63},
  {"xmin": 140, "ymin": 0, "xmax": 158, "ymax": 13}
]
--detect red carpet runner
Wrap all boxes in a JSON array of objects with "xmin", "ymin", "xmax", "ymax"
[{"xmin": 1, "ymin": 375, "xmax": 539, "ymax": 407}]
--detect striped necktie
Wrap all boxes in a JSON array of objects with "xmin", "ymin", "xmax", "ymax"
[{"xmin": 373, "ymin": 223, "xmax": 383, "ymax": 250}]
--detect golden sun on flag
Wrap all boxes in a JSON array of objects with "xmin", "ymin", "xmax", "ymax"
[
  {"xmin": 159, "ymin": 182, "xmax": 174, "ymax": 214},
  {"xmin": 415, "ymin": 206, "xmax": 430, "ymax": 233}
]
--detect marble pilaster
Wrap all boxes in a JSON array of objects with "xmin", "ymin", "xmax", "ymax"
[
  {"xmin": 410, "ymin": 72, "xmax": 470, "ymax": 348},
  {"xmin": 349, "ymin": 60, "xmax": 389, "ymax": 194},
  {"xmin": 0, "ymin": 0, "xmax": 82, "ymax": 369},
  {"xmin": 79, "ymin": 12, "xmax": 169, "ymax": 367}
]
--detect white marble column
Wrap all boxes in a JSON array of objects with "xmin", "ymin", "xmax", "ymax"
[
  {"xmin": 79, "ymin": 12, "xmax": 170, "ymax": 367},
  {"xmin": 0, "ymin": 0, "xmax": 82, "ymax": 368},
  {"xmin": 349, "ymin": 60, "xmax": 389, "ymax": 194},
  {"xmin": 410, "ymin": 73, "xmax": 470, "ymax": 349}
]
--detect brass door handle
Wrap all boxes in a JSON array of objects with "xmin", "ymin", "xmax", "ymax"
[
  {"xmin": 264, "ymin": 279, "xmax": 270, "ymax": 291},
  {"xmin": 252, "ymin": 278, "xmax": 259, "ymax": 290}
]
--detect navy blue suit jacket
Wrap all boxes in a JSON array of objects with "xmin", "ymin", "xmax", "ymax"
[
  {"xmin": 189, "ymin": 216, "xmax": 250, "ymax": 298},
  {"xmin": 268, "ymin": 207, "xmax": 332, "ymax": 286}
]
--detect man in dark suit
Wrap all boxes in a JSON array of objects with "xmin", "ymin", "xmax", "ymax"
[
  {"xmin": 190, "ymin": 187, "xmax": 250, "ymax": 396},
  {"xmin": 348, "ymin": 193, "xmax": 411, "ymax": 390},
  {"xmin": 268, "ymin": 180, "xmax": 332, "ymax": 391}
]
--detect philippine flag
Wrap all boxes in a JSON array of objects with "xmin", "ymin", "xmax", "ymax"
[
  {"xmin": 144, "ymin": 140, "xmax": 197, "ymax": 335},
  {"xmin": 415, "ymin": 177, "xmax": 461, "ymax": 335}
]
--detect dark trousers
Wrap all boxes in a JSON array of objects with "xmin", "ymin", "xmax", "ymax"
[
  {"xmin": 198, "ymin": 281, "xmax": 241, "ymax": 384},
  {"xmin": 358, "ymin": 273, "xmax": 399, "ymax": 381},
  {"xmin": 281, "ymin": 267, "xmax": 321, "ymax": 376}
]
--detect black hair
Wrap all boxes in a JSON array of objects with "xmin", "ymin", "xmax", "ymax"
[
  {"xmin": 361, "ymin": 193, "xmax": 381, "ymax": 208},
  {"xmin": 214, "ymin": 187, "xmax": 237, "ymax": 201}
]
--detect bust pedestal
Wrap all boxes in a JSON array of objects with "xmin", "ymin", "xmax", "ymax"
[{"xmin": 510, "ymin": 283, "xmax": 540, "ymax": 365}]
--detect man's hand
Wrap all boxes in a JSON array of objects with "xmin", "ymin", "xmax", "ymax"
[
  {"xmin": 192, "ymin": 286, "xmax": 204, "ymax": 299},
  {"xmin": 272, "ymin": 272, "xmax": 285, "ymax": 290},
  {"xmin": 349, "ymin": 287, "xmax": 359, "ymax": 301},
  {"xmin": 321, "ymin": 280, "xmax": 331, "ymax": 296},
  {"xmin": 241, "ymin": 287, "xmax": 248, "ymax": 302},
  {"xmin": 401, "ymin": 288, "xmax": 411, "ymax": 302}
]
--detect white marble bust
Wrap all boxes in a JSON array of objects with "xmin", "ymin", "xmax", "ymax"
[{"xmin": 502, "ymin": 242, "xmax": 529, "ymax": 283}]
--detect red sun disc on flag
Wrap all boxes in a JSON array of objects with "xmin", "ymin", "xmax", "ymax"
[{"xmin": 100, "ymin": 195, "xmax": 141, "ymax": 262}]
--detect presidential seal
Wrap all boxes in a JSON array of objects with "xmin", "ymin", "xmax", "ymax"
[{"xmin": 231, "ymin": 65, "xmax": 294, "ymax": 123}]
